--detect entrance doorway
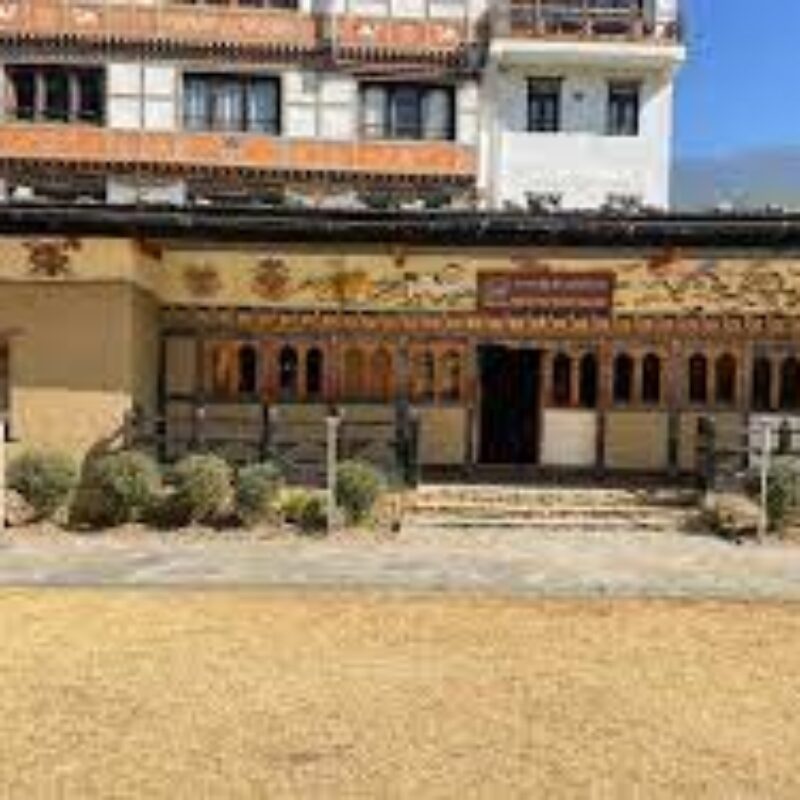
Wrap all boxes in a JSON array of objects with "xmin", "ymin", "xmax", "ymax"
[{"xmin": 478, "ymin": 345, "xmax": 541, "ymax": 464}]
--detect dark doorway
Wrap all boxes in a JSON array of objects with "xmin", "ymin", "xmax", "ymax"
[{"xmin": 479, "ymin": 345, "xmax": 541, "ymax": 464}]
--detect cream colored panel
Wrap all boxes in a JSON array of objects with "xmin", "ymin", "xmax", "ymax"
[
  {"xmin": 606, "ymin": 411, "xmax": 669, "ymax": 471},
  {"xmin": 165, "ymin": 337, "xmax": 196, "ymax": 395},
  {"xmin": 541, "ymin": 410, "xmax": 597, "ymax": 467},
  {"xmin": 418, "ymin": 407, "xmax": 466, "ymax": 465}
]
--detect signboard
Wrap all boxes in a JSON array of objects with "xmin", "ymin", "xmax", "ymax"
[{"xmin": 478, "ymin": 272, "xmax": 614, "ymax": 315}]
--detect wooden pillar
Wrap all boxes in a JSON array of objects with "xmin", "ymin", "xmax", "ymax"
[
  {"xmin": 464, "ymin": 341, "xmax": 478, "ymax": 472},
  {"xmin": 770, "ymin": 354, "xmax": 782, "ymax": 413},
  {"xmin": 569, "ymin": 347, "xmax": 581, "ymax": 408},
  {"xmin": 596, "ymin": 340, "xmax": 613, "ymax": 473}
]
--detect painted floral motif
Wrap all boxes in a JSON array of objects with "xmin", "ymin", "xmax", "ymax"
[
  {"xmin": 183, "ymin": 265, "xmax": 222, "ymax": 299},
  {"xmin": 252, "ymin": 257, "xmax": 290, "ymax": 301},
  {"xmin": 25, "ymin": 238, "xmax": 80, "ymax": 278}
]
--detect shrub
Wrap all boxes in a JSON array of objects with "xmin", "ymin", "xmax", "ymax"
[
  {"xmin": 7, "ymin": 449, "xmax": 78, "ymax": 521},
  {"xmin": 70, "ymin": 450, "xmax": 161, "ymax": 529},
  {"xmin": 335, "ymin": 460, "xmax": 386, "ymax": 525},
  {"xmin": 278, "ymin": 489, "xmax": 328, "ymax": 535},
  {"xmin": 235, "ymin": 462, "xmax": 283, "ymax": 527},
  {"xmin": 297, "ymin": 493, "xmax": 328, "ymax": 535},
  {"xmin": 765, "ymin": 458, "xmax": 800, "ymax": 530},
  {"xmin": 167, "ymin": 454, "xmax": 233, "ymax": 526}
]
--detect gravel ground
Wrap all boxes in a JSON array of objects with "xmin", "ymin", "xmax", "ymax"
[
  {"xmin": 0, "ymin": 524, "xmax": 799, "ymax": 598},
  {"xmin": 0, "ymin": 591, "xmax": 798, "ymax": 799}
]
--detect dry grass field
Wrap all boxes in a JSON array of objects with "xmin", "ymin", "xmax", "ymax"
[{"xmin": 1, "ymin": 591, "xmax": 799, "ymax": 799}]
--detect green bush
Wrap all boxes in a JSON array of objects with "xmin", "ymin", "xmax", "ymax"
[
  {"xmin": 297, "ymin": 493, "xmax": 328, "ymax": 535},
  {"xmin": 335, "ymin": 460, "xmax": 386, "ymax": 525},
  {"xmin": 765, "ymin": 458, "xmax": 800, "ymax": 530},
  {"xmin": 166, "ymin": 454, "xmax": 233, "ymax": 526},
  {"xmin": 71, "ymin": 450, "xmax": 161, "ymax": 529},
  {"xmin": 7, "ymin": 449, "xmax": 78, "ymax": 521},
  {"xmin": 235, "ymin": 462, "xmax": 283, "ymax": 527},
  {"xmin": 278, "ymin": 489, "xmax": 328, "ymax": 535}
]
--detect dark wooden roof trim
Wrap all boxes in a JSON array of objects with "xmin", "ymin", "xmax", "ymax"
[{"xmin": 2, "ymin": 205, "xmax": 800, "ymax": 249}]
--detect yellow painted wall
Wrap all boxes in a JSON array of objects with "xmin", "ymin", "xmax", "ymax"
[
  {"xmin": 605, "ymin": 411, "xmax": 670, "ymax": 471},
  {"xmin": 0, "ymin": 282, "xmax": 157, "ymax": 456}
]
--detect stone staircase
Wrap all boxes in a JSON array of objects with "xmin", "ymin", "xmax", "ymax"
[{"xmin": 402, "ymin": 484, "xmax": 703, "ymax": 535}]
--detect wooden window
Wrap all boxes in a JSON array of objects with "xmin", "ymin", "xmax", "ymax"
[
  {"xmin": 552, "ymin": 353, "xmax": 572, "ymax": 407},
  {"xmin": 359, "ymin": 84, "xmax": 455, "ymax": 141},
  {"xmin": 607, "ymin": 81, "xmax": 640, "ymax": 137},
  {"xmin": 343, "ymin": 347, "xmax": 367, "ymax": 401},
  {"xmin": 780, "ymin": 357, "xmax": 800, "ymax": 410},
  {"xmin": 641, "ymin": 353, "xmax": 661, "ymax": 405},
  {"xmin": 278, "ymin": 345, "xmax": 299, "ymax": 399},
  {"xmin": 209, "ymin": 342, "xmax": 237, "ymax": 397},
  {"xmin": 237, "ymin": 344, "xmax": 258, "ymax": 395},
  {"xmin": 688, "ymin": 354, "xmax": 708, "ymax": 404},
  {"xmin": 6, "ymin": 65, "xmax": 105, "ymax": 125},
  {"xmin": 579, "ymin": 353, "xmax": 598, "ymax": 409},
  {"xmin": 441, "ymin": 350, "xmax": 462, "ymax": 402},
  {"xmin": 183, "ymin": 74, "xmax": 280, "ymax": 134},
  {"xmin": 0, "ymin": 342, "xmax": 9, "ymax": 429},
  {"xmin": 412, "ymin": 350, "xmax": 436, "ymax": 403},
  {"xmin": 752, "ymin": 357, "xmax": 773, "ymax": 412},
  {"xmin": 528, "ymin": 78, "xmax": 562, "ymax": 133},
  {"xmin": 715, "ymin": 354, "xmax": 737, "ymax": 406},
  {"xmin": 306, "ymin": 348, "xmax": 324, "ymax": 400},
  {"xmin": 370, "ymin": 349, "xmax": 393, "ymax": 401},
  {"xmin": 613, "ymin": 353, "xmax": 634, "ymax": 405}
]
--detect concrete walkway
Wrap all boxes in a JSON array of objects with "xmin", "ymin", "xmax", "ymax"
[{"xmin": 1, "ymin": 526, "xmax": 800, "ymax": 599}]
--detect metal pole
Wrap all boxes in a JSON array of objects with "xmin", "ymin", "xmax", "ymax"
[
  {"xmin": 326, "ymin": 410, "xmax": 340, "ymax": 534},
  {"xmin": 759, "ymin": 422, "xmax": 771, "ymax": 541}
]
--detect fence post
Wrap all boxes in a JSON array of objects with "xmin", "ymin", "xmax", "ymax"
[
  {"xmin": 698, "ymin": 416, "xmax": 716, "ymax": 491},
  {"xmin": 759, "ymin": 422, "xmax": 772, "ymax": 542},
  {"xmin": 326, "ymin": 408, "xmax": 341, "ymax": 534}
]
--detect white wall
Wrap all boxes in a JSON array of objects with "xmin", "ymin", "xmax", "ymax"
[
  {"xmin": 541, "ymin": 410, "xmax": 598, "ymax": 467},
  {"xmin": 283, "ymin": 70, "xmax": 356, "ymax": 140},
  {"xmin": 107, "ymin": 62, "xmax": 177, "ymax": 132},
  {"xmin": 482, "ymin": 64, "xmax": 676, "ymax": 209}
]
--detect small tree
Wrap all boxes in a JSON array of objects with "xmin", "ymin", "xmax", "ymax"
[
  {"xmin": 235, "ymin": 462, "xmax": 283, "ymax": 527},
  {"xmin": 335, "ymin": 460, "xmax": 386, "ymax": 525}
]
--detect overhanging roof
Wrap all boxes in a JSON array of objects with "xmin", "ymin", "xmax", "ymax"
[{"xmin": 2, "ymin": 204, "xmax": 800, "ymax": 249}]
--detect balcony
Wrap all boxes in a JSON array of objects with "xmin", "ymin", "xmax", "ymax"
[
  {"xmin": 0, "ymin": 123, "xmax": 476, "ymax": 181},
  {"xmin": 0, "ymin": 0, "xmax": 471, "ymax": 59},
  {"xmin": 493, "ymin": 0, "xmax": 681, "ymax": 42}
]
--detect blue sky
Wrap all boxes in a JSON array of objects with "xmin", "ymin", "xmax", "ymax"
[{"xmin": 675, "ymin": 0, "xmax": 800, "ymax": 160}]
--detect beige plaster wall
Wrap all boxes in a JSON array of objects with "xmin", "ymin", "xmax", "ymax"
[
  {"xmin": 0, "ymin": 282, "xmax": 157, "ymax": 456},
  {"xmin": 678, "ymin": 411, "xmax": 744, "ymax": 473},
  {"xmin": 417, "ymin": 407, "xmax": 467, "ymax": 466},
  {"xmin": 605, "ymin": 411, "xmax": 670, "ymax": 471}
]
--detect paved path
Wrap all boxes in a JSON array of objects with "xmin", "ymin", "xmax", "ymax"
[{"xmin": 1, "ymin": 527, "xmax": 800, "ymax": 599}]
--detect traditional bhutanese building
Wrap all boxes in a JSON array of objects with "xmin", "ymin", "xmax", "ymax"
[
  {"xmin": 1, "ymin": 207, "xmax": 800, "ymax": 481},
  {"xmin": 0, "ymin": 0, "xmax": 795, "ymax": 480}
]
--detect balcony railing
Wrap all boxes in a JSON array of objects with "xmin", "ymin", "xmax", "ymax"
[
  {"xmin": 0, "ymin": 0, "xmax": 471, "ymax": 55},
  {"xmin": 0, "ymin": 123, "xmax": 476, "ymax": 179},
  {"xmin": 494, "ymin": 0, "xmax": 680, "ymax": 42}
]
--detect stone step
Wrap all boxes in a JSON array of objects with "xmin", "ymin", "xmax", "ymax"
[
  {"xmin": 404, "ymin": 516, "xmax": 692, "ymax": 534},
  {"xmin": 406, "ymin": 505, "xmax": 696, "ymax": 522}
]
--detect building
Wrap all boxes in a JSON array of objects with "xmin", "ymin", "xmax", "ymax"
[
  {"xmin": 2, "ymin": 207, "xmax": 800, "ymax": 481},
  {"xmin": 0, "ymin": 0, "xmax": 683, "ymax": 210}
]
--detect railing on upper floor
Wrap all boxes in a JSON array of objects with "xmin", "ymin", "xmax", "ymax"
[
  {"xmin": 0, "ymin": 123, "xmax": 477, "ymax": 179},
  {"xmin": 492, "ymin": 0, "xmax": 681, "ymax": 42}
]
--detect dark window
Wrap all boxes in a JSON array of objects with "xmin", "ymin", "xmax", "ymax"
[
  {"xmin": 528, "ymin": 78, "xmax": 561, "ymax": 133},
  {"xmin": 306, "ymin": 348, "xmax": 324, "ymax": 399},
  {"xmin": 7, "ymin": 65, "xmax": 105, "ymax": 125},
  {"xmin": 715, "ymin": 354, "xmax": 737, "ymax": 406},
  {"xmin": 688, "ymin": 354, "xmax": 708, "ymax": 404},
  {"xmin": 183, "ymin": 74, "xmax": 280, "ymax": 134},
  {"xmin": 359, "ymin": 84, "xmax": 455, "ymax": 141},
  {"xmin": 607, "ymin": 81, "xmax": 640, "ymax": 136},
  {"xmin": 613, "ymin": 353, "xmax": 634, "ymax": 404},
  {"xmin": 278, "ymin": 346, "xmax": 299, "ymax": 398},
  {"xmin": 752, "ymin": 358, "xmax": 772, "ymax": 412},
  {"xmin": 0, "ymin": 342, "xmax": 9, "ymax": 433},
  {"xmin": 641, "ymin": 353, "xmax": 661, "ymax": 405},
  {"xmin": 579, "ymin": 353, "xmax": 598, "ymax": 409},
  {"xmin": 552, "ymin": 353, "xmax": 572, "ymax": 407},
  {"xmin": 412, "ymin": 350, "xmax": 436, "ymax": 402},
  {"xmin": 237, "ymin": 344, "xmax": 258, "ymax": 395},
  {"xmin": 780, "ymin": 357, "xmax": 800, "ymax": 410}
]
